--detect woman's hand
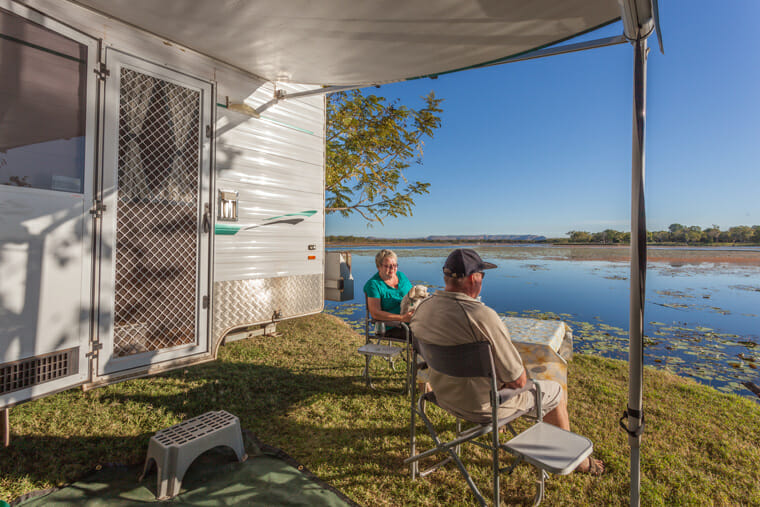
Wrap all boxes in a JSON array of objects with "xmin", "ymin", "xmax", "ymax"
[{"xmin": 368, "ymin": 297, "xmax": 413, "ymax": 323}]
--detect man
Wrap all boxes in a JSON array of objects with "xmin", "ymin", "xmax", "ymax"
[{"xmin": 410, "ymin": 248, "xmax": 603, "ymax": 475}]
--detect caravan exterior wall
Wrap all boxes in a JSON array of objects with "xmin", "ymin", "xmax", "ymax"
[
  {"xmin": 212, "ymin": 88, "xmax": 325, "ymax": 343},
  {"xmin": 0, "ymin": 0, "xmax": 325, "ymax": 409}
]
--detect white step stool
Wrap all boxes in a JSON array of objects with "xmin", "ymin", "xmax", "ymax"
[{"xmin": 139, "ymin": 410, "xmax": 247, "ymax": 499}]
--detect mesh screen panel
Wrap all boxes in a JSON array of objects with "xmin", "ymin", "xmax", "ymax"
[{"xmin": 113, "ymin": 67, "xmax": 201, "ymax": 357}]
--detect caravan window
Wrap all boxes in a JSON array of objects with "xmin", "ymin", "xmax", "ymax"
[{"xmin": 0, "ymin": 8, "xmax": 87, "ymax": 193}]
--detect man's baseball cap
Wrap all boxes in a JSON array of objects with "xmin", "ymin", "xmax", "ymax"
[{"xmin": 442, "ymin": 249, "xmax": 497, "ymax": 278}]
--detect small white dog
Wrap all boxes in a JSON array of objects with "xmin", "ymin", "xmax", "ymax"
[{"xmin": 401, "ymin": 285, "xmax": 429, "ymax": 314}]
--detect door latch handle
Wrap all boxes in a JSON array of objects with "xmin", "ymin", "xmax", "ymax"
[{"xmin": 202, "ymin": 203, "xmax": 211, "ymax": 233}]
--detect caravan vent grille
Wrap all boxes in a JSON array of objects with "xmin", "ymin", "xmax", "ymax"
[{"xmin": 0, "ymin": 348, "xmax": 78, "ymax": 395}]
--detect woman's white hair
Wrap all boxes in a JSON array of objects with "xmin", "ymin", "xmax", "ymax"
[{"xmin": 375, "ymin": 249, "xmax": 397, "ymax": 268}]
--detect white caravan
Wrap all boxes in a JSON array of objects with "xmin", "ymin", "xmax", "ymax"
[{"xmin": 0, "ymin": 0, "xmax": 355, "ymax": 409}]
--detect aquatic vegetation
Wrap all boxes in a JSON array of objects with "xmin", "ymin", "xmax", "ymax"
[
  {"xmin": 599, "ymin": 323, "xmax": 626, "ymax": 334},
  {"xmin": 659, "ymin": 302, "xmax": 690, "ymax": 309},
  {"xmin": 533, "ymin": 311, "xmax": 760, "ymax": 399},
  {"xmin": 655, "ymin": 290, "xmax": 694, "ymax": 299},
  {"xmin": 730, "ymin": 284, "xmax": 760, "ymax": 292},
  {"xmin": 521, "ymin": 263, "xmax": 549, "ymax": 271}
]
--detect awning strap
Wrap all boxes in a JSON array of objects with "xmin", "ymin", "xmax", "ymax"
[{"xmin": 619, "ymin": 407, "xmax": 645, "ymax": 437}]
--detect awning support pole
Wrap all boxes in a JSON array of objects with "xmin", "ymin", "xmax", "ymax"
[
  {"xmin": 481, "ymin": 35, "xmax": 627, "ymax": 69},
  {"xmin": 628, "ymin": 36, "xmax": 648, "ymax": 507}
]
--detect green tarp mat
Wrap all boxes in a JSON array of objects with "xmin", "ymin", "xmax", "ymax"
[{"xmin": 14, "ymin": 446, "xmax": 357, "ymax": 506}]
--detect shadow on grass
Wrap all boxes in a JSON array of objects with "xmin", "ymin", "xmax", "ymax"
[{"xmin": 2, "ymin": 358, "xmax": 408, "ymax": 500}]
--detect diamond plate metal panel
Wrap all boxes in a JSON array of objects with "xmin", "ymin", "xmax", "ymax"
[
  {"xmin": 113, "ymin": 67, "xmax": 202, "ymax": 357},
  {"xmin": 212, "ymin": 275, "xmax": 323, "ymax": 342}
]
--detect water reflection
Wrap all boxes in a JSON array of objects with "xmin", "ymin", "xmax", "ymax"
[{"xmin": 326, "ymin": 246, "xmax": 760, "ymax": 399}]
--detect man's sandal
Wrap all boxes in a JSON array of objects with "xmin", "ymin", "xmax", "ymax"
[{"xmin": 580, "ymin": 456, "xmax": 605, "ymax": 476}]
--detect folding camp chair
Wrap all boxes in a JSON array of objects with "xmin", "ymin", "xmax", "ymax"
[
  {"xmin": 405, "ymin": 337, "xmax": 593, "ymax": 506},
  {"xmin": 357, "ymin": 296, "xmax": 412, "ymax": 393}
]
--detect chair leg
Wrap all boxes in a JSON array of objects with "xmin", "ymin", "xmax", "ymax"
[
  {"xmin": 493, "ymin": 419, "xmax": 500, "ymax": 506},
  {"xmin": 363, "ymin": 355, "xmax": 371, "ymax": 387},
  {"xmin": 410, "ymin": 381, "xmax": 418, "ymax": 479},
  {"xmin": 418, "ymin": 412, "xmax": 486, "ymax": 507},
  {"xmin": 363, "ymin": 354, "xmax": 381, "ymax": 391},
  {"xmin": 404, "ymin": 343, "xmax": 412, "ymax": 395},
  {"xmin": 454, "ymin": 419, "xmax": 462, "ymax": 456},
  {"xmin": 531, "ymin": 469, "xmax": 547, "ymax": 506},
  {"xmin": 362, "ymin": 351, "xmax": 408, "ymax": 394}
]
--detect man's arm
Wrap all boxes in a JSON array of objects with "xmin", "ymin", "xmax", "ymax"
[
  {"xmin": 476, "ymin": 307, "xmax": 526, "ymax": 387},
  {"xmin": 503, "ymin": 369, "xmax": 527, "ymax": 389}
]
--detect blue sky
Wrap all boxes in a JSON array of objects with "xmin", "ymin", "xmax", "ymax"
[{"xmin": 326, "ymin": 1, "xmax": 760, "ymax": 239}]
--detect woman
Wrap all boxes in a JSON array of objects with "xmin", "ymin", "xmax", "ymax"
[{"xmin": 363, "ymin": 249, "xmax": 414, "ymax": 339}]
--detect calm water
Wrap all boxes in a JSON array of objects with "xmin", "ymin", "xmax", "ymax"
[{"xmin": 325, "ymin": 245, "xmax": 760, "ymax": 400}]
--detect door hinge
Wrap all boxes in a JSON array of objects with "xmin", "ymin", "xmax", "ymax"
[
  {"xmin": 202, "ymin": 295, "xmax": 209, "ymax": 309},
  {"xmin": 89, "ymin": 200, "xmax": 107, "ymax": 218},
  {"xmin": 205, "ymin": 125, "xmax": 212, "ymax": 138},
  {"xmin": 94, "ymin": 62, "xmax": 110, "ymax": 81}
]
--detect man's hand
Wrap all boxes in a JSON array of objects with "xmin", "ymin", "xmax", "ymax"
[
  {"xmin": 401, "ymin": 311, "xmax": 414, "ymax": 323},
  {"xmin": 504, "ymin": 369, "xmax": 527, "ymax": 389}
]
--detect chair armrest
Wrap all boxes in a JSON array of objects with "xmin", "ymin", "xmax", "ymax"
[
  {"xmin": 369, "ymin": 318, "xmax": 410, "ymax": 328},
  {"xmin": 496, "ymin": 379, "xmax": 542, "ymax": 421},
  {"xmin": 370, "ymin": 320, "xmax": 409, "ymax": 339}
]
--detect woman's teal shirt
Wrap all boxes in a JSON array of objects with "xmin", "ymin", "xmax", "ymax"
[{"xmin": 363, "ymin": 271, "xmax": 413, "ymax": 315}]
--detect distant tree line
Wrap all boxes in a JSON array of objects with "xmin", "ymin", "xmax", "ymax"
[
  {"xmin": 565, "ymin": 224, "xmax": 760, "ymax": 245},
  {"xmin": 327, "ymin": 224, "xmax": 760, "ymax": 246}
]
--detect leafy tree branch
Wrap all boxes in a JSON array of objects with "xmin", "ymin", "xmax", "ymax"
[{"xmin": 325, "ymin": 90, "xmax": 443, "ymax": 224}]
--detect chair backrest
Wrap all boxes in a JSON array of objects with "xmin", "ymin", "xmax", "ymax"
[{"xmin": 414, "ymin": 337, "xmax": 496, "ymax": 379}]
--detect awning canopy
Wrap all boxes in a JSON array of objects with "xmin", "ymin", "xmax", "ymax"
[{"xmin": 73, "ymin": 0, "xmax": 622, "ymax": 86}]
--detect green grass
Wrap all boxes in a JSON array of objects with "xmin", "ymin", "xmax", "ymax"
[{"xmin": 2, "ymin": 313, "xmax": 759, "ymax": 505}]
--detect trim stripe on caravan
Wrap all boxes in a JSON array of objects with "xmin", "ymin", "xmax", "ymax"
[{"xmin": 214, "ymin": 210, "xmax": 318, "ymax": 235}]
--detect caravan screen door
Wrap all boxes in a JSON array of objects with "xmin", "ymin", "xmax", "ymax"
[{"xmin": 98, "ymin": 51, "xmax": 212, "ymax": 376}]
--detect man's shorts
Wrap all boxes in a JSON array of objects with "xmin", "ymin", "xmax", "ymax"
[{"xmin": 497, "ymin": 380, "xmax": 563, "ymax": 420}]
